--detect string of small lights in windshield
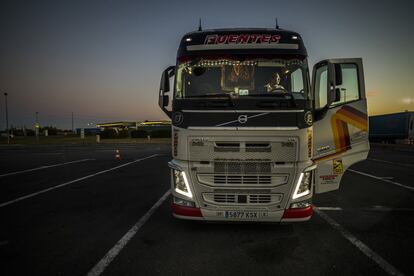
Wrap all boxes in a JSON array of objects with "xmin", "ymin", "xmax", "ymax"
[{"xmin": 182, "ymin": 59, "xmax": 304, "ymax": 67}]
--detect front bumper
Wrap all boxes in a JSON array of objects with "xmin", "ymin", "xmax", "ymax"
[
  {"xmin": 169, "ymin": 158, "xmax": 314, "ymax": 223},
  {"xmin": 172, "ymin": 203, "xmax": 313, "ymax": 222}
]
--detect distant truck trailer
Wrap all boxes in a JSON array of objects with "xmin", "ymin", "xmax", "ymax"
[{"xmin": 369, "ymin": 111, "xmax": 414, "ymax": 143}]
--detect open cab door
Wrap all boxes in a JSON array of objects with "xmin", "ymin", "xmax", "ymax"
[{"xmin": 312, "ymin": 58, "xmax": 369, "ymax": 193}]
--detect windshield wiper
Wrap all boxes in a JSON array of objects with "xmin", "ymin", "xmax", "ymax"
[
  {"xmin": 248, "ymin": 93, "xmax": 297, "ymax": 107},
  {"xmin": 185, "ymin": 93, "xmax": 234, "ymax": 106},
  {"xmin": 247, "ymin": 93, "xmax": 288, "ymax": 97}
]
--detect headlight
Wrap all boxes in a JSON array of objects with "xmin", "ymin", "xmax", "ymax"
[
  {"xmin": 292, "ymin": 171, "xmax": 312, "ymax": 199},
  {"xmin": 173, "ymin": 169, "xmax": 192, "ymax": 198},
  {"xmin": 173, "ymin": 196, "xmax": 195, "ymax": 207}
]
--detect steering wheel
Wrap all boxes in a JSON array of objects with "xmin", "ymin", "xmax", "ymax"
[{"xmin": 269, "ymin": 87, "xmax": 288, "ymax": 93}]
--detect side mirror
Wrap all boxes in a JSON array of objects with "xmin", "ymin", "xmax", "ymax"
[
  {"xmin": 327, "ymin": 62, "xmax": 343, "ymax": 107},
  {"xmin": 160, "ymin": 70, "xmax": 170, "ymax": 93},
  {"xmin": 327, "ymin": 83, "xmax": 335, "ymax": 107},
  {"xmin": 158, "ymin": 66, "xmax": 175, "ymax": 117},
  {"xmin": 334, "ymin": 63, "xmax": 342, "ymax": 86},
  {"xmin": 328, "ymin": 86, "xmax": 342, "ymax": 106},
  {"xmin": 162, "ymin": 95, "xmax": 169, "ymax": 107},
  {"xmin": 334, "ymin": 88, "xmax": 341, "ymax": 102}
]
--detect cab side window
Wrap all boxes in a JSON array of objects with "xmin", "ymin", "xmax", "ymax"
[{"xmin": 333, "ymin": 64, "xmax": 360, "ymax": 105}]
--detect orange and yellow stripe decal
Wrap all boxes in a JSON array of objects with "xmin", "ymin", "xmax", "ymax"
[
  {"xmin": 314, "ymin": 106, "xmax": 367, "ymax": 163},
  {"xmin": 331, "ymin": 105, "xmax": 367, "ymax": 154}
]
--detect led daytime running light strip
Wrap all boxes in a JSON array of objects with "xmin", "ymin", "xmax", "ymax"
[
  {"xmin": 292, "ymin": 172, "xmax": 310, "ymax": 199},
  {"xmin": 175, "ymin": 171, "xmax": 193, "ymax": 198}
]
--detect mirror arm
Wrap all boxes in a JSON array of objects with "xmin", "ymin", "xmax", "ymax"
[
  {"xmin": 334, "ymin": 63, "xmax": 343, "ymax": 86},
  {"xmin": 159, "ymin": 88, "xmax": 172, "ymax": 118},
  {"xmin": 161, "ymin": 106, "xmax": 172, "ymax": 118}
]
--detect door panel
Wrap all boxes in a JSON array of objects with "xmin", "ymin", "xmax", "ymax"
[{"xmin": 312, "ymin": 58, "xmax": 369, "ymax": 193}]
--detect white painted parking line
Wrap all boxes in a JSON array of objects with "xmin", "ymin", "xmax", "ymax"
[
  {"xmin": 348, "ymin": 169, "xmax": 414, "ymax": 192},
  {"xmin": 314, "ymin": 208, "xmax": 404, "ymax": 276},
  {"xmin": 316, "ymin": 207, "xmax": 343, "ymax": 211},
  {"xmin": 0, "ymin": 159, "xmax": 94, "ymax": 178},
  {"xmin": 0, "ymin": 154, "xmax": 158, "ymax": 208},
  {"xmin": 317, "ymin": 206, "xmax": 414, "ymax": 212},
  {"xmin": 367, "ymin": 158, "xmax": 414, "ymax": 168},
  {"xmin": 87, "ymin": 190, "xmax": 170, "ymax": 276},
  {"xmin": 367, "ymin": 206, "xmax": 414, "ymax": 212}
]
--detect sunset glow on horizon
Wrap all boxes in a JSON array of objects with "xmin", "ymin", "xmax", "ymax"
[{"xmin": 1, "ymin": 0, "xmax": 413, "ymax": 129}]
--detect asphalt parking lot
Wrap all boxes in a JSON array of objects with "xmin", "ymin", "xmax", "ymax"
[{"xmin": 0, "ymin": 143, "xmax": 413, "ymax": 276}]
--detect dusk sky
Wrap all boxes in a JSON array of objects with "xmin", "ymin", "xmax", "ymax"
[{"xmin": 1, "ymin": 0, "xmax": 413, "ymax": 129}]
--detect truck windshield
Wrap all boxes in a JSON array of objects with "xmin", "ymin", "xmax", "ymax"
[{"xmin": 175, "ymin": 58, "xmax": 309, "ymax": 101}]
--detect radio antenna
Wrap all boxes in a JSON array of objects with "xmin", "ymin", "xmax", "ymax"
[
  {"xmin": 275, "ymin": 18, "xmax": 280, "ymax": 29},
  {"xmin": 198, "ymin": 18, "xmax": 202, "ymax": 31}
]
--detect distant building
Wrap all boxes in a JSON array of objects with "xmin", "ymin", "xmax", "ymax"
[
  {"xmin": 139, "ymin": 121, "xmax": 171, "ymax": 126},
  {"xmin": 137, "ymin": 121, "xmax": 171, "ymax": 131},
  {"xmin": 96, "ymin": 122, "xmax": 136, "ymax": 131},
  {"xmin": 96, "ymin": 121, "xmax": 171, "ymax": 132}
]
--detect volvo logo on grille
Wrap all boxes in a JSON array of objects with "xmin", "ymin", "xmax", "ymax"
[
  {"xmin": 173, "ymin": 112, "xmax": 183, "ymax": 125},
  {"xmin": 238, "ymin": 115, "xmax": 248, "ymax": 124},
  {"xmin": 304, "ymin": 111, "xmax": 313, "ymax": 126}
]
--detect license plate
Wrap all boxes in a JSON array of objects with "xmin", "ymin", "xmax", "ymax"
[{"xmin": 219, "ymin": 211, "xmax": 268, "ymax": 219}]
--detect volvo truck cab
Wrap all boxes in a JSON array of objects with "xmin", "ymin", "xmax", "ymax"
[{"xmin": 158, "ymin": 28, "xmax": 369, "ymax": 222}]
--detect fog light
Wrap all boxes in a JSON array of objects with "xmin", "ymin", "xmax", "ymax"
[
  {"xmin": 292, "ymin": 171, "xmax": 312, "ymax": 199},
  {"xmin": 173, "ymin": 169, "xmax": 192, "ymax": 198},
  {"xmin": 290, "ymin": 201, "xmax": 311, "ymax": 209},
  {"xmin": 173, "ymin": 196, "xmax": 195, "ymax": 207}
]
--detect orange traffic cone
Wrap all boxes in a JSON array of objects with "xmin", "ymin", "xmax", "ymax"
[{"xmin": 115, "ymin": 149, "xmax": 121, "ymax": 160}]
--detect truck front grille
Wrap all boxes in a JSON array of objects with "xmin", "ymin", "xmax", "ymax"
[
  {"xmin": 203, "ymin": 193, "xmax": 282, "ymax": 205},
  {"xmin": 249, "ymin": 194, "xmax": 272, "ymax": 204},
  {"xmin": 214, "ymin": 161, "xmax": 271, "ymax": 174},
  {"xmin": 189, "ymin": 138, "xmax": 297, "ymax": 162},
  {"xmin": 213, "ymin": 194, "xmax": 236, "ymax": 203},
  {"xmin": 197, "ymin": 173, "xmax": 289, "ymax": 187},
  {"xmin": 214, "ymin": 175, "xmax": 271, "ymax": 185}
]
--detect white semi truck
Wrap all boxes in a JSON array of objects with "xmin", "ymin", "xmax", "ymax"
[{"xmin": 158, "ymin": 28, "xmax": 369, "ymax": 222}]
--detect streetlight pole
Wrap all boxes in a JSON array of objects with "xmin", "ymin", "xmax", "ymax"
[{"xmin": 4, "ymin": 93, "xmax": 9, "ymax": 144}]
